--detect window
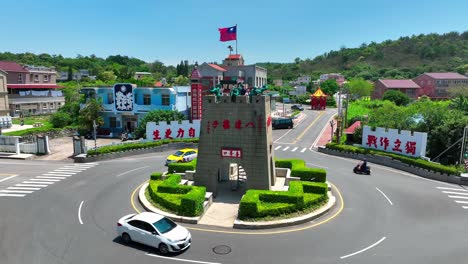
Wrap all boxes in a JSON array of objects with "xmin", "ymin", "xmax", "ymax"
[
  {"xmin": 44, "ymin": 75, "xmax": 49, "ymax": 82},
  {"xmin": 162, "ymin": 94, "xmax": 170, "ymax": 106},
  {"xmin": 107, "ymin": 93, "xmax": 114, "ymax": 104},
  {"xmin": 128, "ymin": 220, "xmax": 144, "ymax": 230},
  {"xmin": 18, "ymin": 74, "xmax": 23, "ymax": 83},
  {"xmin": 110, "ymin": 117, "xmax": 117, "ymax": 128},
  {"xmin": 143, "ymin": 94, "xmax": 151, "ymax": 105},
  {"xmin": 34, "ymin": 75, "xmax": 39, "ymax": 82}
]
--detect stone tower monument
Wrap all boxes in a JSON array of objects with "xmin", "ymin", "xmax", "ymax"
[{"xmin": 194, "ymin": 94, "xmax": 276, "ymax": 197}]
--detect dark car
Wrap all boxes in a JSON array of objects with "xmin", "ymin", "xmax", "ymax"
[
  {"xmin": 272, "ymin": 117, "xmax": 294, "ymax": 129},
  {"xmin": 291, "ymin": 105, "xmax": 304, "ymax": 111}
]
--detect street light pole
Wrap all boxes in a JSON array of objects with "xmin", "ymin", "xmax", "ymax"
[
  {"xmin": 93, "ymin": 119, "xmax": 98, "ymax": 150},
  {"xmin": 329, "ymin": 120, "xmax": 335, "ymax": 142}
]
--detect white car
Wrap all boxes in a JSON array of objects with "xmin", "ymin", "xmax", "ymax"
[{"xmin": 117, "ymin": 212, "xmax": 191, "ymax": 254}]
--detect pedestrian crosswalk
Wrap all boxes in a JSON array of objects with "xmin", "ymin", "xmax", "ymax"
[
  {"xmin": 274, "ymin": 145, "xmax": 308, "ymax": 153},
  {"xmin": 436, "ymin": 186, "xmax": 468, "ymax": 210},
  {"xmin": 0, "ymin": 163, "xmax": 98, "ymax": 198}
]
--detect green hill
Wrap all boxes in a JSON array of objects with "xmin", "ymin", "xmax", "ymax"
[{"xmin": 259, "ymin": 31, "xmax": 468, "ymax": 82}]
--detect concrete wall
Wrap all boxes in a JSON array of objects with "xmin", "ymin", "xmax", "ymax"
[{"xmin": 194, "ymin": 95, "xmax": 275, "ymax": 196}]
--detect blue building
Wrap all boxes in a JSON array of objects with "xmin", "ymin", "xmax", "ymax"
[{"xmin": 80, "ymin": 83, "xmax": 191, "ymax": 137}]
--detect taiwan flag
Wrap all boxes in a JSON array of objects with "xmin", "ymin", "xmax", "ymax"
[{"xmin": 219, "ymin": 26, "xmax": 237, "ymax": 42}]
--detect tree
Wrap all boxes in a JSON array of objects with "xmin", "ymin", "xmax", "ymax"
[
  {"xmin": 382, "ymin": 90, "xmax": 411, "ymax": 106},
  {"xmin": 449, "ymin": 95, "xmax": 468, "ymax": 113},
  {"xmin": 174, "ymin": 75, "xmax": 189, "ymax": 86},
  {"xmin": 78, "ymin": 98, "xmax": 104, "ymax": 133},
  {"xmin": 97, "ymin": 71, "xmax": 116, "ymax": 82},
  {"xmin": 134, "ymin": 110, "xmax": 185, "ymax": 139},
  {"xmin": 49, "ymin": 112, "xmax": 72, "ymax": 128},
  {"xmin": 319, "ymin": 79, "xmax": 339, "ymax": 95},
  {"xmin": 346, "ymin": 78, "xmax": 374, "ymax": 99},
  {"xmin": 67, "ymin": 66, "xmax": 73, "ymax": 81}
]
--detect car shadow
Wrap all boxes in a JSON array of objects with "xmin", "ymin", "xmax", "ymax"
[{"xmin": 112, "ymin": 236, "xmax": 186, "ymax": 257}]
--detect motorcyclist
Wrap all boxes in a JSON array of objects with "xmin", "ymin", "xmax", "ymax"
[{"xmin": 359, "ymin": 159, "xmax": 368, "ymax": 171}]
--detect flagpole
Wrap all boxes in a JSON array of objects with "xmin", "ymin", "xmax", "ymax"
[{"xmin": 235, "ymin": 24, "xmax": 238, "ymax": 55}]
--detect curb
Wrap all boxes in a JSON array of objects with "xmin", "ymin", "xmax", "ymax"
[{"xmin": 139, "ymin": 181, "xmax": 337, "ymax": 229}]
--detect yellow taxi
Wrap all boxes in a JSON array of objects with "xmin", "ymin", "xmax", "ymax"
[{"xmin": 165, "ymin": 148, "xmax": 198, "ymax": 166}]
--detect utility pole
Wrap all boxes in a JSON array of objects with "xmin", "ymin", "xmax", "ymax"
[
  {"xmin": 460, "ymin": 126, "xmax": 468, "ymax": 166},
  {"xmin": 93, "ymin": 119, "xmax": 98, "ymax": 150},
  {"xmin": 329, "ymin": 120, "xmax": 335, "ymax": 142}
]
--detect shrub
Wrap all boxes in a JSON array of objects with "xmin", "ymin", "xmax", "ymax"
[
  {"xmin": 168, "ymin": 158, "xmax": 197, "ymax": 173},
  {"xmin": 150, "ymin": 172, "xmax": 163, "ymax": 181},
  {"xmin": 49, "ymin": 112, "xmax": 72, "ymax": 128},
  {"xmin": 86, "ymin": 138, "xmax": 198, "ymax": 156},
  {"xmin": 275, "ymin": 158, "xmax": 326, "ymax": 182},
  {"xmin": 147, "ymin": 173, "xmax": 206, "ymax": 217}
]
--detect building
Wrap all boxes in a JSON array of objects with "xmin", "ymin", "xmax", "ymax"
[
  {"xmin": 273, "ymin": 79, "xmax": 283, "ymax": 87},
  {"xmin": 0, "ymin": 70, "xmax": 9, "ymax": 116},
  {"xmin": 191, "ymin": 54, "xmax": 268, "ymax": 120},
  {"xmin": 413, "ymin": 72, "xmax": 468, "ymax": 99},
  {"xmin": 134, "ymin": 72, "xmax": 153, "ymax": 80},
  {"xmin": 373, "ymin": 79, "xmax": 421, "ymax": 99},
  {"xmin": 0, "ymin": 61, "xmax": 64, "ymax": 117},
  {"xmin": 80, "ymin": 84, "xmax": 191, "ymax": 137},
  {"xmin": 57, "ymin": 69, "xmax": 96, "ymax": 82},
  {"xmin": 319, "ymin": 73, "xmax": 346, "ymax": 86}
]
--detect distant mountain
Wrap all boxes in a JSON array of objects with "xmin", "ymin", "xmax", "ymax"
[{"xmin": 258, "ymin": 31, "xmax": 468, "ymax": 82}]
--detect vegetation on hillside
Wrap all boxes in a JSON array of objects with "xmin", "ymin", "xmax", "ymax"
[{"xmin": 259, "ymin": 31, "xmax": 468, "ymax": 82}]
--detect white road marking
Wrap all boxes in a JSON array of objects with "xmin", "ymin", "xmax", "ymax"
[
  {"xmin": 42, "ymin": 174, "xmax": 73, "ymax": 177},
  {"xmin": 54, "ymin": 169, "xmax": 82, "ymax": 173},
  {"xmin": 49, "ymin": 171, "xmax": 76, "ymax": 175},
  {"xmin": 376, "ymin": 187, "xmax": 393, "ymax": 205},
  {"xmin": 442, "ymin": 191, "xmax": 468, "ymax": 196},
  {"xmin": 7, "ymin": 187, "xmax": 41, "ymax": 190},
  {"xmin": 146, "ymin": 253, "xmax": 222, "ymax": 264},
  {"xmin": 62, "ymin": 166, "xmax": 88, "ymax": 170},
  {"xmin": 0, "ymin": 194, "xmax": 25, "ymax": 197},
  {"xmin": 16, "ymin": 183, "xmax": 47, "ymax": 187},
  {"xmin": 116, "ymin": 166, "xmax": 149, "ymax": 177},
  {"xmin": 455, "ymin": 200, "xmax": 468, "ymax": 204},
  {"xmin": 78, "ymin": 201, "xmax": 84, "ymax": 225},
  {"xmin": 0, "ymin": 175, "xmax": 18, "ymax": 183},
  {"xmin": 340, "ymin": 236, "xmax": 386, "ymax": 259},
  {"xmin": 37, "ymin": 176, "xmax": 66, "ymax": 180},
  {"xmin": 300, "ymin": 148, "xmax": 306, "ymax": 153},
  {"xmin": 448, "ymin": 195, "xmax": 468, "ymax": 199},
  {"xmin": 437, "ymin": 187, "xmax": 467, "ymax": 191},
  {"xmin": 0, "ymin": 190, "xmax": 34, "ymax": 193},
  {"xmin": 291, "ymin": 147, "xmax": 298, "ymax": 152},
  {"xmin": 29, "ymin": 178, "xmax": 61, "ymax": 182},
  {"xmin": 283, "ymin": 146, "xmax": 290, "ymax": 151},
  {"xmin": 274, "ymin": 146, "xmax": 282, "ymax": 150},
  {"xmin": 463, "ymin": 206, "xmax": 468, "ymax": 209},
  {"xmin": 23, "ymin": 181, "xmax": 54, "ymax": 185}
]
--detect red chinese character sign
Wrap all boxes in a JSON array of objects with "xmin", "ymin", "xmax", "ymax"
[
  {"xmin": 146, "ymin": 120, "xmax": 201, "ymax": 141},
  {"xmin": 362, "ymin": 125, "xmax": 427, "ymax": 157},
  {"xmin": 221, "ymin": 148, "xmax": 242, "ymax": 158}
]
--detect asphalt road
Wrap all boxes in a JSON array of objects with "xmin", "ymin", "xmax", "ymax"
[{"xmin": 0, "ymin": 106, "xmax": 467, "ymax": 264}]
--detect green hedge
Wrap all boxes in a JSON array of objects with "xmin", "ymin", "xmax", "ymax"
[
  {"xmin": 86, "ymin": 138, "xmax": 198, "ymax": 156},
  {"xmin": 168, "ymin": 158, "xmax": 197, "ymax": 173},
  {"xmin": 147, "ymin": 173, "xmax": 206, "ymax": 217},
  {"xmin": 275, "ymin": 158, "xmax": 327, "ymax": 182},
  {"xmin": 325, "ymin": 142, "xmax": 460, "ymax": 175},
  {"xmin": 238, "ymin": 181, "xmax": 328, "ymax": 219},
  {"xmin": 150, "ymin": 172, "xmax": 163, "ymax": 181}
]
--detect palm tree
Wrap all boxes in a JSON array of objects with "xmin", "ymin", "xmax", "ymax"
[
  {"xmin": 449, "ymin": 95, "xmax": 468, "ymax": 113},
  {"xmin": 78, "ymin": 97, "xmax": 104, "ymax": 133}
]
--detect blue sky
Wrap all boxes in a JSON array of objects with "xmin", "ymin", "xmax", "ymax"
[{"xmin": 1, "ymin": 0, "xmax": 467, "ymax": 66}]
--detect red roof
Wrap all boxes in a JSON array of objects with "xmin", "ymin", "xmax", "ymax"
[
  {"xmin": 0, "ymin": 61, "xmax": 28, "ymax": 73},
  {"xmin": 424, "ymin": 72, "xmax": 468, "ymax": 80},
  {"xmin": 345, "ymin": 121, "xmax": 361, "ymax": 134},
  {"xmin": 208, "ymin": 64, "xmax": 227, "ymax": 72},
  {"xmin": 190, "ymin": 68, "xmax": 202, "ymax": 79},
  {"xmin": 227, "ymin": 54, "xmax": 241, "ymax": 59},
  {"xmin": 7, "ymin": 84, "xmax": 63, "ymax": 89},
  {"xmin": 379, "ymin": 79, "xmax": 420, "ymax": 89}
]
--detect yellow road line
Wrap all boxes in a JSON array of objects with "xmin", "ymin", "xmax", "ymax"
[
  {"xmin": 293, "ymin": 111, "xmax": 325, "ymax": 144},
  {"xmin": 131, "ymin": 181, "xmax": 344, "ymax": 235}
]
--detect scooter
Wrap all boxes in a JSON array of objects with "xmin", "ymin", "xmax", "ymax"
[
  {"xmin": 121, "ymin": 132, "xmax": 128, "ymax": 142},
  {"xmin": 353, "ymin": 162, "xmax": 371, "ymax": 175}
]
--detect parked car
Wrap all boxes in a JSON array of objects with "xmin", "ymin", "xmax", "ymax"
[
  {"xmin": 117, "ymin": 212, "xmax": 192, "ymax": 254},
  {"xmin": 291, "ymin": 104, "xmax": 304, "ymax": 111},
  {"xmin": 272, "ymin": 117, "xmax": 294, "ymax": 129},
  {"xmin": 165, "ymin": 148, "xmax": 198, "ymax": 165}
]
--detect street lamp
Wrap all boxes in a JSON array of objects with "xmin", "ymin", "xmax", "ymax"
[
  {"xmin": 93, "ymin": 119, "xmax": 98, "ymax": 150},
  {"xmin": 329, "ymin": 120, "xmax": 335, "ymax": 142}
]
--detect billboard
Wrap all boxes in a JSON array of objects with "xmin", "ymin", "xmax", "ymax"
[
  {"xmin": 114, "ymin": 83, "xmax": 133, "ymax": 112},
  {"xmin": 362, "ymin": 125, "xmax": 427, "ymax": 158}
]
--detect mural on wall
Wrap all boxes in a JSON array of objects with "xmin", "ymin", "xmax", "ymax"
[
  {"xmin": 146, "ymin": 120, "xmax": 201, "ymax": 141},
  {"xmin": 114, "ymin": 83, "xmax": 133, "ymax": 111},
  {"xmin": 362, "ymin": 125, "xmax": 428, "ymax": 158}
]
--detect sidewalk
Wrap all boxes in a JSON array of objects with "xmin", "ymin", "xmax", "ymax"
[{"xmin": 315, "ymin": 119, "xmax": 336, "ymax": 148}]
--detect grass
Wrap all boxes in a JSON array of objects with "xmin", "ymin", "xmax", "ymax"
[{"xmin": 11, "ymin": 115, "xmax": 52, "ymax": 127}]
